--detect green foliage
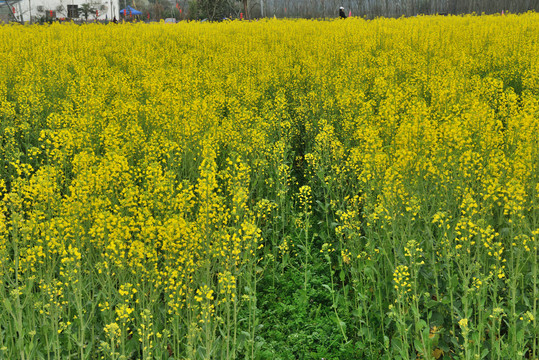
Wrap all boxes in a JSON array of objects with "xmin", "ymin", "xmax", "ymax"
[
  {"xmin": 188, "ymin": 0, "xmax": 237, "ymax": 20},
  {"xmin": 79, "ymin": 3, "xmax": 96, "ymax": 22}
]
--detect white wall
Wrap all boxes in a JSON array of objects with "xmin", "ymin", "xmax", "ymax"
[{"xmin": 16, "ymin": 0, "xmax": 120, "ymax": 22}]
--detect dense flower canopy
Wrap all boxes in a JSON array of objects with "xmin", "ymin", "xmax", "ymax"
[{"xmin": 0, "ymin": 14, "xmax": 538, "ymax": 359}]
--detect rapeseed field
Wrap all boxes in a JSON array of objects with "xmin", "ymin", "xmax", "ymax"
[{"xmin": 0, "ymin": 13, "xmax": 538, "ymax": 359}]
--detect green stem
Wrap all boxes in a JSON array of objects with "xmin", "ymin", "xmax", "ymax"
[
  {"xmin": 533, "ymin": 243, "xmax": 537, "ymax": 360},
  {"xmin": 448, "ymin": 262, "xmax": 456, "ymax": 339},
  {"xmin": 328, "ymin": 259, "xmax": 348, "ymax": 343}
]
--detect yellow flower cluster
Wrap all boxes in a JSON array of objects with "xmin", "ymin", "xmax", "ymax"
[
  {"xmin": 404, "ymin": 239, "xmax": 424, "ymax": 266},
  {"xmin": 393, "ymin": 265, "xmax": 411, "ymax": 294}
]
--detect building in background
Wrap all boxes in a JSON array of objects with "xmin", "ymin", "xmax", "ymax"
[
  {"xmin": 4, "ymin": 0, "xmax": 120, "ymax": 22},
  {"xmin": 0, "ymin": 0, "xmax": 23, "ymax": 22}
]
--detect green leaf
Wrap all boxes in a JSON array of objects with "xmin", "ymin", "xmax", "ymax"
[
  {"xmin": 3, "ymin": 298, "xmax": 13, "ymax": 315},
  {"xmin": 416, "ymin": 319, "xmax": 427, "ymax": 332},
  {"xmin": 352, "ymin": 306, "xmax": 363, "ymax": 318},
  {"xmin": 414, "ymin": 338, "xmax": 424, "ymax": 353},
  {"xmin": 359, "ymin": 326, "xmax": 369, "ymax": 337},
  {"xmin": 322, "ymin": 284, "xmax": 334, "ymax": 294},
  {"xmin": 430, "ymin": 311, "xmax": 445, "ymax": 326},
  {"xmin": 197, "ymin": 346, "xmax": 207, "ymax": 359},
  {"xmin": 383, "ymin": 335, "xmax": 390, "ymax": 348}
]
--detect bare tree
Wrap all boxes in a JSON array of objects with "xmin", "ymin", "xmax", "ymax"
[{"xmin": 247, "ymin": 0, "xmax": 537, "ymax": 18}]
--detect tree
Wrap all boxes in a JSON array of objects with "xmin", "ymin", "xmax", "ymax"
[
  {"xmin": 140, "ymin": 0, "xmax": 173, "ymax": 21},
  {"xmin": 189, "ymin": 0, "xmax": 239, "ymax": 20},
  {"xmin": 79, "ymin": 3, "xmax": 97, "ymax": 22}
]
